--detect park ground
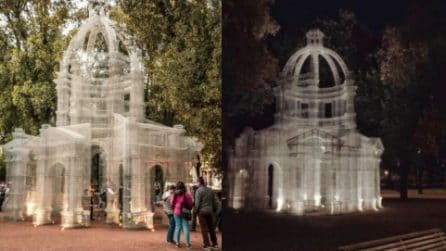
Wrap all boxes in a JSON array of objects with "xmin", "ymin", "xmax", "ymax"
[
  {"xmin": 0, "ymin": 189, "xmax": 445, "ymax": 251},
  {"xmin": 0, "ymin": 218, "xmax": 221, "ymax": 251},
  {"xmin": 223, "ymin": 189, "xmax": 446, "ymax": 251}
]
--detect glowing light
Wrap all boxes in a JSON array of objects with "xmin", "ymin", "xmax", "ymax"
[
  {"xmin": 276, "ymin": 198, "xmax": 284, "ymax": 212},
  {"xmin": 314, "ymin": 194, "xmax": 321, "ymax": 206},
  {"xmin": 384, "ymin": 170, "xmax": 389, "ymax": 176},
  {"xmin": 372, "ymin": 199, "xmax": 378, "ymax": 211},
  {"xmin": 26, "ymin": 202, "xmax": 36, "ymax": 216},
  {"xmin": 358, "ymin": 198, "xmax": 364, "ymax": 211},
  {"xmin": 303, "ymin": 194, "xmax": 308, "ymax": 200},
  {"xmin": 334, "ymin": 195, "xmax": 340, "ymax": 201},
  {"xmin": 377, "ymin": 196, "xmax": 383, "ymax": 208}
]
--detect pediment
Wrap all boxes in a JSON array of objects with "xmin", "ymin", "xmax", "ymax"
[{"xmin": 287, "ymin": 128, "xmax": 343, "ymax": 146}]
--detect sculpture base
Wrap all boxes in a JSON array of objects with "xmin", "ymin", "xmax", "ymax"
[
  {"xmin": 61, "ymin": 210, "xmax": 90, "ymax": 229},
  {"xmin": 121, "ymin": 211, "xmax": 155, "ymax": 230},
  {"xmin": 33, "ymin": 209, "xmax": 53, "ymax": 226}
]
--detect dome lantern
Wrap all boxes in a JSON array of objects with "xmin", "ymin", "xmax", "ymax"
[
  {"xmin": 88, "ymin": 0, "xmax": 109, "ymax": 17},
  {"xmin": 275, "ymin": 29, "xmax": 358, "ymax": 129},
  {"xmin": 306, "ymin": 29, "xmax": 324, "ymax": 47},
  {"xmin": 282, "ymin": 29, "xmax": 351, "ymax": 89}
]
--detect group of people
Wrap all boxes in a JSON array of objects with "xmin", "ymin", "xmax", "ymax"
[
  {"xmin": 163, "ymin": 177, "xmax": 221, "ymax": 250},
  {"xmin": 0, "ymin": 178, "xmax": 221, "ymax": 250},
  {"xmin": 83, "ymin": 185, "xmax": 109, "ymax": 220}
]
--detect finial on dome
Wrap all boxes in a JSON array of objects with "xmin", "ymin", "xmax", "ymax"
[
  {"xmin": 306, "ymin": 29, "xmax": 324, "ymax": 46},
  {"xmin": 88, "ymin": 0, "xmax": 109, "ymax": 17}
]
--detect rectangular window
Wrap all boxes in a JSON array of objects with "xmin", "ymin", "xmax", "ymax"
[
  {"xmin": 124, "ymin": 93, "xmax": 130, "ymax": 112},
  {"xmin": 325, "ymin": 103, "xmax": 332, "ymax": 118}
]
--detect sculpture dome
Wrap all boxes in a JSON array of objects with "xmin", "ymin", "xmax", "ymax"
[
  {"xmin": 60, "ymin": 0, "xmax": 143, "ymax": 78},
  {"xmin": 55, "ymin": 0, "xmax": 145, "ymax": 128},
  {"xmin": 274, "ymin": 29, "xmax": 358, "ymax": 130},
  {"xmin": 281, "ymin": 29, "xmax": 351, "ymax": 88}
]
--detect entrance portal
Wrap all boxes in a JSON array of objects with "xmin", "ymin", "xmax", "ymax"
[
  {"xmin": 151, "ymin": 165, "xmax": 164, "ymax": 205},
  {"xmin": 50, "ymin": 163, "xmax": 66, "ymax": 218},
  {"xmin": 91, "ymin": 146, "xmax": 106, "ymax": 220},
  {"xmin": 268, "ymin": 164, "xmax": 274, "ymax": 209}
]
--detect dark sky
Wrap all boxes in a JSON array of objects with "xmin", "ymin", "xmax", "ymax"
[{"xmin": 272, "ymin": 0, "xmax": 446, "ymax": 36}]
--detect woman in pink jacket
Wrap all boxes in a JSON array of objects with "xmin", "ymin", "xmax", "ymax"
[{"xmin": 171, "ymin": 181, "xmax": 194, "ymax": 248}]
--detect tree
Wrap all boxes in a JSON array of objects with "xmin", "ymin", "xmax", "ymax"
[
  {"xmin": 118, "ymin": 0, "xmax": 222, "ymax": 169},
  {"xmin": 378, "ymin": 27, "xmax": 429, "ymax": 199},
  {"xmin": 0, "ymin": 0, "xmax": 72, "ymax": 139},
  {"xmin": 222, "ymin": 0, "xmax": 279, "ymax": 144}
]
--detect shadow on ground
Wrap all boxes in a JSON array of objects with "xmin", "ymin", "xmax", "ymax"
[{"xmin": 222, "ymin": 199, "xmax": 446, "ymax": 251}]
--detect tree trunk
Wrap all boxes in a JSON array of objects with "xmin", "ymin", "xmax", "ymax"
[
  {"xmin": 399, "ymin": 161, "xmax": 409, "ymax": 200},
  {"xmin": 416, "ymin": 167, "xmax": 423, "ymax": 194}
]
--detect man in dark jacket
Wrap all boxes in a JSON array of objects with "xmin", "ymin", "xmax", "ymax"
[
  {"xmin": 0, "ymin": 183, "xmax": 5, "ymax": 211},
  {"xmin": 195, "ymin": 177, "xmax": 218, "ymax": 250}
]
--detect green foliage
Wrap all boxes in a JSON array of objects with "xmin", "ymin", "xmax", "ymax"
[
  {"xmin": 0, "ymin": 0, "xmax": 72, "ymax": 141},
  {"xmin": 222, "ymin": 0, "xmax": 279, "ymax": 143},
  {"xmin": 117, "ymin": 0, "xmax": 222, "ymax": 169},
  {"xmin": 0, "ymin": 1, "xmax": 222, "ymax": 172}
]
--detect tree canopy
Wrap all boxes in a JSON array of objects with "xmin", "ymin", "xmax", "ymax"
[
  {"xmin": 0, "ymin": 0, "xmax": 222, "ymax": 180},
  {"xmin": 118, "ymin": 0, "xmax": 221, "ymax": 169}
]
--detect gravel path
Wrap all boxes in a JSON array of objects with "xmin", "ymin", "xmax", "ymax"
[{"xmin": 0, "ymin": 218, "xmax": 221, "ymax": 251}]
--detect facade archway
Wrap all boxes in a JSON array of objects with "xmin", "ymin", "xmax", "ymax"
[
  {"xmin": 267, "ymin": 164, "xmax": 274, "ymax": 209},
  {"xmin": 266, "ymin": 162, "xmax": 283, "ymax": 211},
  {"xmin": 91, "ymin": 146, "xmax": 106, "ymax": 189},
  {"xmin": 149, "ymin": 165, "xmax": 164, "ymax": 206},
  {"xmin": 91, "ymin": 145, "xmax": 106, "ymax": 220},
  {"xmin": 233, "ymin": 169, "xmax": 248, "ymax": 209},
  {"xmin": 50, "ymin": 163, "xmax": 66, "ymax": 218}
]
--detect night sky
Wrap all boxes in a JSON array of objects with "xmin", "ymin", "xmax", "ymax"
[{"xmin": 272, "ymin": 0, "xmax": 446, "ymax": 36}]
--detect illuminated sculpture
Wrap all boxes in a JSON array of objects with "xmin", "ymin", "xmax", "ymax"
[
  {"xmin": 2, "ymin": 0, "xmax": 201, "ymax": 228},
  {"xmin": 228, "ymin": 30, "xmax": 383, "ymax": 215}
]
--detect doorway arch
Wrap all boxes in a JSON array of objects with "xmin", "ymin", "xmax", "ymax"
[
  {"xmin": 50, "ymin": 163, "xmax": 66, "ymax": 217},
  {"xmin": 268, "ymin": 164, "xmax": 274, "ymax": 208},
  {"xmin": 91, "ymin": 146, "xmax": 106, "ymax": 190},
  {"xmin": 233, "ymin": 169, "xmax": 248, "ymax": 209},
  {"xmin": 151, "ymin": 165, "xmax": 165, "ymax": 205},
  {"xmin": 266, "ymin": 162, "xmax": 283, "ymax": 211},
  {"xmin": 118, "ymin": 164, "xmax": 124, "ymax": 220},
  {"xmin": 91, "ymin": 145, "xmax": 107, "ymax": 220}
]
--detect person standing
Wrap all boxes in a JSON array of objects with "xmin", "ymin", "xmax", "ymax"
[
  {"xmin": 88, "ymin": 185, "xmax": 95, "ymax": 220},
  {"xmin": 0, "ymin": 183, "xmax": 5, "ymax": 212},
  {"xmin": 171, "ymin": 181, "xmax": 194, "ymax": 249},
  {"xmin": 163, "ymin": 185, "xmax": 176, "ymax": 245},
  {"xmin": 191, "ymin": 184, "xmax": 199, "ymax": 231},
  {"xmin": 2, "ymin": 183, "xmax": 10, "ymax": 211},
  {"xmin": 195, "ymin": 177, "xmax": 219, "ymax": 250}
]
